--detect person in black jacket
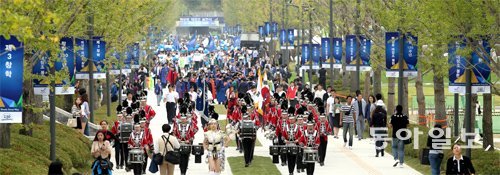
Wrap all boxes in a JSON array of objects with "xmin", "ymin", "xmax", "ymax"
[
  {"xmin": 427, "ymin": 124, "xmax": 445, "ymax": 175},
  {"xmin": 446, "ymin": 143, "xmax": 476, "ymax": 175},
  {"xmin": 370, "ymin": 105, "xmax": 387, "ymax": 157}
]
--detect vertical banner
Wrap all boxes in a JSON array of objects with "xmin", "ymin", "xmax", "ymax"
[
  {"xmin": 301, "ymin": 44, "xmax": 310, "ymax": 67},
  {"xmin": 403, "ymin": 34, "xmax": 418, "ymax": 77},
  {"xmin": 312, "ymin": 44, "xmax": 320, "ymax": 67},
  {"xmin": 55, "ymin": 37, "xmax": 76, "ymax": 94},
  {"xmin": 448, "ymin": 39, "xmax": 491, "ymax": 94},
  {"xmin": 471, "ymin": 40, "xmax": 491, "ymax": 93},
  {"xmin": 287, "ymin": 29, "xmax": 295, "ymax": 49},
  {"xmin": 359, "ymin": 35, "xmax": 372, "ymax": 71},
  {"xmin": 92, "ymin": 37, "xmax": 106, "ymax": 79},
  {"xmin": 0, "ymin": 36, "xmax": 24, "ymax": 123},
  {"xmin": 264, "ymin": 22, "xmax": 271, "ymax": 42},
  {"xmin": 448, "ymin": 41, "xmax": 467, "ymax": 93},
  {"xmin": 258, "ymin": 26, "xmax": 264, "ymax": 42},
  {"xmin": 345, "ymin": 35, "xmax": 357, "ymax": 71},
  {"xmin": 272, "ymin": 22, "xmax": 278, "ymax": 40},
  {"xmin": 385, "ymin": 32, "xmax": 400, "ymax": 77},
  {"xmin": 333, "ymin": 38, "xmax": 343, "ymax": 68},
  {"xmin": 132, "ymin": 43, "xmax": 140, "ymax": 68},
  {"xmin": 321, "ymin": 38, "xmax": 331, "ymax": 68},
  {"xmin": 75, "ymin": 38, "xmax": 88, "ymax": 76},
  {"xmin": 280, "ymin": 29, "xmax": 287, "ymax": 49},
  {"xmin": 264, "ymin": 22, "xmax": 271, "ymax": 36},
  {"xmin": 32, "ymin": 53, "xmax": 49, "ymax": 95}
]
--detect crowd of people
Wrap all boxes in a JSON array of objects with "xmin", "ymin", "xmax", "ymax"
[{"xmin": 65, "ymin": 34, "xmax": 477, "ymax": 175}]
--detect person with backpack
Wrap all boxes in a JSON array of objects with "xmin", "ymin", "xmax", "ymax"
[
  {"xmin": 389, "ymin": 105, "xmax": 409, "ymax": 168},
  {"xmin": 154, "ymin": 124, "xmax": 180, "ymax": 175}
]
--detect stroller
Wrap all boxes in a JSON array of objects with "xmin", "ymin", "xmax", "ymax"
[{"xmin": 91, "ymin": 157, "xmax": 113, "ymax": 175}]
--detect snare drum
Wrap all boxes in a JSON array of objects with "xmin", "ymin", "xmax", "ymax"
[
  {"xmin": 128, "ymin": 148, "xmax": 144, "ymax": 164},
  {"xmin": 240, "ymin": 120, "xmax": 256, "ymax": 138},
  {"xmin": 302, "ymin": 147, "xmax": 319, "ymax": 163},
  {"xmin": 269, "ymin": 145, "xmax": 280, "ymax": 156},
  {"xmin": 180, "ymin": 145, "xmax": 191, "ymax": 155},
  {"xmin": 289, "ymin": 146, "xmax": 299, "ymax": 155},
  {"xmin": 280, "ymin": 146, "xmax": 289, "ymax": 154},
  {"xmin": 191, "ymin": 145, "xmax": 204, "ymax": 156}
]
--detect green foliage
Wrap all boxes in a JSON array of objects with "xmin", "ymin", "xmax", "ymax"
[{"xmin": 0, "ymin": 122, "xmax": 93, "ymax": 175}]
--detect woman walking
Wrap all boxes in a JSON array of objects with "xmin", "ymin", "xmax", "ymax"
[
  {"xmin": 81, "ymin": 94, "xmax": 90, "ymax": 135},
  {"xmin": 71, "ymin": 97, "xmax": 83, "ymax": 130},
  {"xmin": 91, "ymin": 130, "xmax": 113, "ymax": 175},
  {"xmin": 203, "ymin": 119, "xmax": 230, "ymax": 175},
  {"xmin": 371, "ymin": 105, "xmax": 387, "ymax": 157}
]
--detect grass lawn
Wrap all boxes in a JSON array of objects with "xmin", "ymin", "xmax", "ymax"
[
  {"xmin": 0, "ymin": 122, "xmax": 93, "ymax": 175},
  {"xmin": 92, "ymin": 102, "xmax": 118, "ymax": 125},
  {"xmin": 218, "ymin": 119, "xmax": 263, "ymax": 147},
  {"xmin": 227, "ymin": 156, "xmax": 281, "ymax": 175}
]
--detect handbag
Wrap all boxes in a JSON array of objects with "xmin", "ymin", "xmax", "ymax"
[
  {"xmin": 403, "ymin": 137, "xmax": 412, "ymax": 145},
  {"xmin": 67, "ymin": 118, "xmax": 77, "ymax": 128},
  {"xmin": 163, "ymin": 135, "xmax": 180, "ymax": 164},
  {"xmin": 420, "ymin": 148, "xmax": 430, "ymax": 165}
]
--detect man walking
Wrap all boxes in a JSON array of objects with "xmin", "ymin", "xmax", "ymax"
[{"xmin": 353, "ymin": 93, "xmax": 367, "ymax": 140}]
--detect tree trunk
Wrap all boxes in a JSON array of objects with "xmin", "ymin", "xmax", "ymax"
[
  {"xmin": 63, "ymin": 95, "xmax": 73, "ymax": 112},
  {"xmin": 0, "ymin": 124, "xmax": 10, "ymax": 148},
  {"xmin": 342, "ymin": 68, "xmax": 350, "ymax": 91},
  {"xmin": 350, "ymin": 72, "xmax": 357, "ymax": 93},
  {"xmin": 403, "ymin": 77, "xmax": 409, "ymax": 116},
  {"xmin": 433, "ymin": 75, "xmax": 447, "ymax": 127},
  {"xmin": 416, "ymin": 69, "xmax": 426, "ymax": 126},
  {"xmin": 482, "ymin": 93, "xmax": 494, "ymax": 151},
  {"xmin": 363, "ymin": 72, "xmax": 370, "ymax": 100},
  {"xmin": 21, "ymin": 59, "xmax": 43, "ymax": 136},
  {"xmin": 388, "ymin": 77, "xmax": 395, "ymax": 115},
  {"xmin": 471, "ymin": 94, "xmax": 477, "ymax": 137},
  {"xmin": 373, "ymin": 66, "xmax": 382, "ymax": 96}
]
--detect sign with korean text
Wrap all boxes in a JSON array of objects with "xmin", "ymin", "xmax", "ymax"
[{"xmin": 0, "ymin": 36, "xmax": 23, "ymax": 123}]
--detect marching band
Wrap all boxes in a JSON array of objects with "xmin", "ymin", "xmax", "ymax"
[{"xmin": 102, "ymin": 72, "xmax": 332, "ymax": 175}]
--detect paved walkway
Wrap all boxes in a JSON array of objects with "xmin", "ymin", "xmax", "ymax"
[{"xmin": 110, "ymin": 89, "xmax": 422, "ymax": 175}]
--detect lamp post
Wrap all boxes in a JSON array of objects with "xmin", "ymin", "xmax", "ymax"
[
  {"xmin": 329, "ymin": 0, "xmax": 334, "ymax": 86},
  {"xmin": 307, "ymin": 3, "xmax": 313, "ymax": 90}
]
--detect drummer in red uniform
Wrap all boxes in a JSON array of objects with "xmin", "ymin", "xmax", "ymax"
[
  {"xmin": 299, "ymin": 120, "xmax": 320, "ymax": 175},
  {"xmin": 173, "ymin": 114, "xmax": 198, "ymax": 175},
  {"xmin": 282, "ymin": 115, "xmax": 302, "ymax": 175},
  {"xmin": 127, "ymin": 121, "xmax": 151, "ymax": 174},
  {"xmin": 316, "ymin": 115, "xmax": 332, "ymax": 166}
]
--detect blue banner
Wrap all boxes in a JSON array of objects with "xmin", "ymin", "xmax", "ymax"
[
  {"xmin": 301, "ymin": 44, "xmax": 310, "ymax": 65},
  {"xmin": 265, "ymin": 22, "xmax": 271, "ymax": 36},
  {"xmin": 75, "ymin": 38, "xmax": 88, "ymax": 73},
  {"xmin": 448, "ymin": 41, "xmax": 467, "ymax": 86},
  {"xmin": 360, "ymin": 35, "xmax": 371, "ymax": 67},
  {"xmin": 0, "ymin": 36, "xmax": 24, "ymax": 123},
  {"xmin": 471, "ymin": 40, "xmax": 491, "ymax": 85},
  {"xmin": 385, "ymin": 32, "xmax": 400, "ymax": 72},
  {"xmin": 272, "ymin": 22, "xmax": 278, "ymax": 38},
  {"xmin": 321, "ymin": 38, "xmax": 331, "ymax": 62},
  {"xmin": 288, "ymin": 29, "xmax": 294, "ymax": 47},
  {"xmin": 345, "ymin": 35, "xmax": 357, "ymax": 69},
  {"xmin": 403, "ymin": 34, "xmax": 418, "ymax": 71},
  {"xmin": 92, "ymin": 37, "xmax": 106, "ymax": 78},
  {"xmin": 312, "ymin": 44, "xmax": 320, "ymax": 65},
  {"xmin": 333, "ymin": 38, "xmax": 342, "ymax": 66},
  {"xmin": 110, "ymin": 50, "xmax": 121, "ymax": 75},
  {"xmin": 32, "ymin": 53, "xmax": 49, "ymax": 90},
  {"xmin": 59, "ymin": 37, "xmax": 75, "ymax": 87},
  {"xmin": 280, "ymin": 29, "xmax": 286, "ymax": 46},
  {"xmin": 259, "ymin": 26, "xmax": 264, "ymax": 37}
]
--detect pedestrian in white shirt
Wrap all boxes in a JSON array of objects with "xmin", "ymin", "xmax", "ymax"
[{"xmin": 164, "ymin": 85, "xmax": 179, "ymax": 124}]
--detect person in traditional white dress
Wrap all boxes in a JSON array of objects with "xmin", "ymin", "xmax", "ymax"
[{"xmin": 203, "ymin": 119, "xmax": 230, "ymax": 175}]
